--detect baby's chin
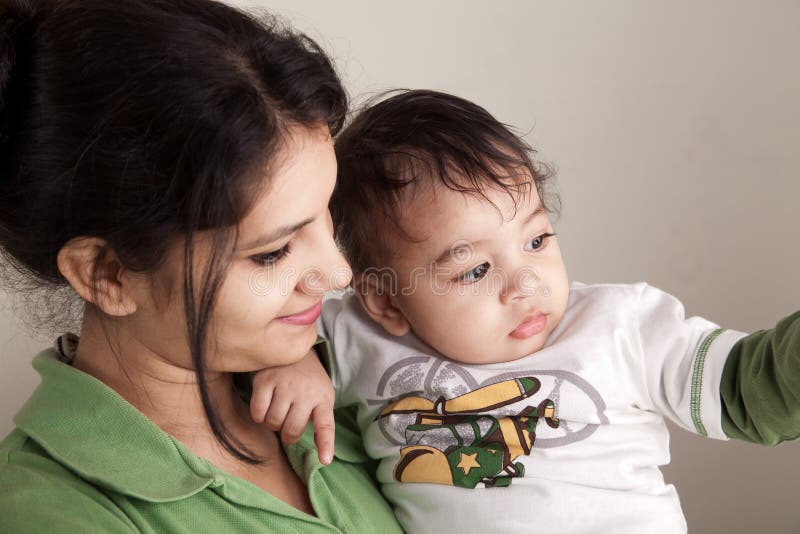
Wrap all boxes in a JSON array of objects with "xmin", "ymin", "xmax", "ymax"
[{"xmin": 437, "ymin": 335, "xmax": 551, "ymax": 366}]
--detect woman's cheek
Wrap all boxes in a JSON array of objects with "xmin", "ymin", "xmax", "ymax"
[{"xmin": 211, "ymin": 267, "xmax": 285, "ymax": 342}]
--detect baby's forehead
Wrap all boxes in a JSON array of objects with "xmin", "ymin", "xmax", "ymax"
[
  {"xmin": 389, "ymin": 182, "xmax": 542, "ymax": 265},
  {"xmin": 398, "ymin": 169, "xmax": 534, "ymax": 214}
]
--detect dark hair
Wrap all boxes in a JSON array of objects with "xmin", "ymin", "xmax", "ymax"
[
  {"xmin": 332, "ymin": 89, "xmax": 559, "ymax": 274},
  {"xmin": 0, "ymin": 0, "xmax": 347, "ymax": 463}
]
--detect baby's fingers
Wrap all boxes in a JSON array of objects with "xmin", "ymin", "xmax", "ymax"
[
  {"xmin": 312, "ymin": 404, "xmax": 335, "ymax": 465},
  {"xmin": 264, "ymin": 395, "xmax": 292, "ymax": 433},
  {"xmin": 280, "ymin": 403, "xmax": 314, "ymax": 446},
  {"xmin": 250, "ymin": 383, "xmax": 274, "ymax": 424}
]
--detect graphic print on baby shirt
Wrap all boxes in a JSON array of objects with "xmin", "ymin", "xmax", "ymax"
[
  {"xmin": 378, "ymin": 377, "xmax": 559, "ymax": 488},
  {"xmin": 369, "ymin": 355, "xmax": 609, "ymax": 489}
]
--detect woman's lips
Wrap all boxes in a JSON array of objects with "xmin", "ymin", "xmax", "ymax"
[
  {"xmin": 278, "ymin": 300, "xmax": 323, "ymax": 325},
  {"xmin": 510, "ymin": 312, "xmax": 547, "ymax": 339}
]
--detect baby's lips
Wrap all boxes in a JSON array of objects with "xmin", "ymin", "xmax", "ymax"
[{"xmin": 510, "ymin": 312, "xmax": 547, "ymax": 339}]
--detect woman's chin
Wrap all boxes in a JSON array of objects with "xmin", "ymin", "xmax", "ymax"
[
  {"xmin": 210, "ymin": 327, "xmax": 317, "ymax": 372},
  {"xmin": 265, "ymin": 326, "xmax": 319, "ymax": 366}
]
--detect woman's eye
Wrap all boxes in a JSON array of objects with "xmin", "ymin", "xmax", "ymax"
[
  {"xmin": 250, "ymin": 243, "xmax": 291, "ymax": 266},
  {"xmin": 458, "ymin": 262, "xmax": 490, "ymax": 283},
  {"xmin": 524, "ymin": 232, "xmax": 556, "ymax": 252}
]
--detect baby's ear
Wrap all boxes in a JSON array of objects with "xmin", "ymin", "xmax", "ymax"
[{"xmin": 353, "ymin": 273, "xmax": 410, "ymax": 337}]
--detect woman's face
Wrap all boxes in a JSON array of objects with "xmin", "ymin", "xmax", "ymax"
[{"xmin": 130, "ymin": 125, "xmax": 351, "ymax": 373}]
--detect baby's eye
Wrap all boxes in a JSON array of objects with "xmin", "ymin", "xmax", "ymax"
[
  {"xmin": 458, "ymin": 262, "xmax": 490, "ymax": 283},
  {"xmin": 250, "ymin": 242, "xmax": 292, "ymax": 266},
  {"xmin": 524, "ymin": 232, "xmax": 556, "ymax": 252}
]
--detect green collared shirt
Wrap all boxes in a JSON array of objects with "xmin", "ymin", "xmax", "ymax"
[{"xmin": 0, "ymin": 349, "xmax": 403, "ymax": 533}]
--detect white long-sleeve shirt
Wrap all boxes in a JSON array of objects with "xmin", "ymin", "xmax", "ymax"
[{"xmin": 316, "ymin": 281, "xmax": 748, "ymax": 534}]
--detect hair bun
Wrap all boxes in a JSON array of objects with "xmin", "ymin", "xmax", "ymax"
[{"xmin": 1, "ymin": 0, "xmax": 37, "ymax": 147}]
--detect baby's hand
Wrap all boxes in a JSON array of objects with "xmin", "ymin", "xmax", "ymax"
[{"xmin": 250, "ymin": 348, "xmax": 336, "ymax": 465}]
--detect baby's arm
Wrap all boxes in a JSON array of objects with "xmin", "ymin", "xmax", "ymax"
[
  {"xmin": 250, "ymin": 347, "xmax": 336, "ymax": 465},
  {"xmin": 720, "ymin": 310, "xmax": 800, "ymax": 444},
  {"xmin": 250, "ymin": 294, "xmax": 364, "ymax": 464},
  {"xmin": 638, "ymin": 283, "xmax": 800, "ymax": 442}
]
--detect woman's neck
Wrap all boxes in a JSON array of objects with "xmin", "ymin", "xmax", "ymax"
[
  {"xmin": 71, "ymin": 305, "xmax": 257, "ymax": 452},
  {"xmin": 70, "ymin": 306, "xmax": 313, "ymax": 514}
]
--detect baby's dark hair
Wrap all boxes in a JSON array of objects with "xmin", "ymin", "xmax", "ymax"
[
  {"xmin": 0, "ymin": 0, "xmax": 346, "ymax": 463},
  {"xmin": 332, "ymin": 89, "xmax": 559, "ymax": 274}
]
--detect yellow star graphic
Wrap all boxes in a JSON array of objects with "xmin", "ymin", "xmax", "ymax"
[{"xmin": 456, "ymin": 452, "xmax": 481, "ymax": 475}]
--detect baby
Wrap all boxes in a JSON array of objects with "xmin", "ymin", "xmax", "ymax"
[{"xmin": 251, "ymin": 90, "xmax": 800, "ymax": 533}]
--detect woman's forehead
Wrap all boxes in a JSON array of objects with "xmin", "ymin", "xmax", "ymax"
[{"xmin": 238, "ymin": 127, "xmax": 336, "ymax": 245}]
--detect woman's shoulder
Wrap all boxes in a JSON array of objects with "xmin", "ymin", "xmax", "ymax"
[
  {"xmin": 0, "ymin": 428, "xmax": 137, "ymax": 533},
  {"xmin": 3, "ymin": 348, "xmax": 403, "ymax": 533},
  {"xmin": 0, "ymin": 348, "xmax": 214, "ymax": 530}
]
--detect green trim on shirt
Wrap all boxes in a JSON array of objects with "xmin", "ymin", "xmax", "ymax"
[
  {"xmin": 690, "ymin": 328, "xmax": 724, "ymax": 436},
  {"xmin": 0, "ymin": 349, "xmax": 402, "ymax": 533},
  {"xmin": 720, "ymin": 310, "xmax": 800, "ymax": 445}
]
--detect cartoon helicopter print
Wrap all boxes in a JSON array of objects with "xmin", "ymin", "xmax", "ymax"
[{"xmin": 378, "ymin": 376, "xmax": 559, "ymax": 488}]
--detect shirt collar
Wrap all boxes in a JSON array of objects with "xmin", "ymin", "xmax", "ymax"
[
  {"xmin": 15, "ymin": 337, "xmax": 366, "ymax": 507},
  {"xmin": 14, "ymin": 347, "xmax": 218, "ymax": 502}
]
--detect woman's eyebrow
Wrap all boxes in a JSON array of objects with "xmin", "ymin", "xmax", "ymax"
[{"xmin": 239, "ymin": 217, "xmax": 314, "ymax": 251}]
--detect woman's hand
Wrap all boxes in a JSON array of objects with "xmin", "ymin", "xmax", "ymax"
[{"xmin": 250, "ymin": 349, "xmax": 336, "ymax": 465}]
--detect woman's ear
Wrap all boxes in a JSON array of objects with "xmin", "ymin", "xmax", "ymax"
[
  {"xmin": 353, "ymin": 273, "xmax": 410, "ymax": 337},
  {"xmin": 56, "ymin": 237, "xmax": 138, "ymax": 317}
]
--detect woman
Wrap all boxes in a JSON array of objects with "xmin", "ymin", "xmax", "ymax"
[{"xmin": 0, "ymin": 0, "xmax": 402, "ymax": 531}]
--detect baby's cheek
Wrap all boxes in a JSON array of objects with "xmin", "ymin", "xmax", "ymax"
[{"xmin": 455, "ymin": 315, "xmax": 504, "ymax": 363}]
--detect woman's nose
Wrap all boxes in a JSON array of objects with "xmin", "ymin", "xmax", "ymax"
[
  {"xmin": 298, "ymin": 266, "xmax": 326, "ymax": 296},
  {"xmin": 328, "ymin": 255, "xmax": 353, "ymax": 291},
  {"xmin": 300, "ymin": 239, "xmax": 352, "ymax": 295}
]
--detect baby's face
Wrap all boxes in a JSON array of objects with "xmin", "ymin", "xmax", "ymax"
[{"xmin": 383, "ymin": 180, "xmax": 569, "ymax": 364}]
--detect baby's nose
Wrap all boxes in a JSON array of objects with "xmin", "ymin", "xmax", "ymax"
[{"xmin": 500, "ymin": 266, "xmax": 541, "ymax": 304}]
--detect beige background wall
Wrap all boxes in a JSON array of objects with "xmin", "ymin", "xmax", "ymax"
[{"xmin": 2, "ymin": 1, "xmax": 798, "ymax": 532}]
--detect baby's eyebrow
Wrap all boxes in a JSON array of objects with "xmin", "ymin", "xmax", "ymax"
[
  {"xmin": 516, "ymin": 203, "xmax": 547, "ymax": 226},
  {"xmin": 433, "ymin": 242, "xmax": 483, "ymax": 266},
  {"xmin": 432, "ymin": 203, "xmax": 547, "ymax": 265}
]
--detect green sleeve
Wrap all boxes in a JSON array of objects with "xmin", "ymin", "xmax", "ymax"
[{"xmin": 720, "ymin": 310, "xmax": 800, "ymax": 445}]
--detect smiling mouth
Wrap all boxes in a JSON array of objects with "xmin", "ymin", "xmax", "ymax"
[
  {"xmin": 278, "ymin": 300, "xmax": 323, "ymax": 325},
  {"xmin": 509, "ymin": 312, "xmax": 547, "ymax": 339}
]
